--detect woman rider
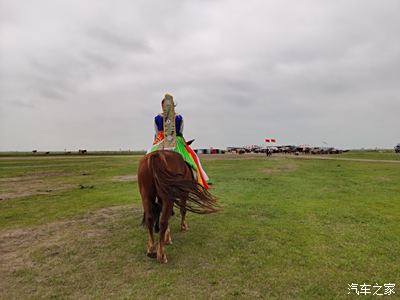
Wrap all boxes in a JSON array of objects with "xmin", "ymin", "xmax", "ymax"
[{"xmin": 147, "ymin": 94, "xmax": 210, "ymax": 189}]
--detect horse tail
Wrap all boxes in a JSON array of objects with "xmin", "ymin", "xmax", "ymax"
[{"xmin": 148, "ymin": 152, "xmax": 219, "ymax": 214}]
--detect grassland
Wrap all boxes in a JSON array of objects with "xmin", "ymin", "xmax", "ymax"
[
  {"xmin": 334, "ymin": 150, "xmax": 400, "ymax": 161},
  {"xmin": 1, "ymin": 153, "xmax": 399, "ymax": 299}
]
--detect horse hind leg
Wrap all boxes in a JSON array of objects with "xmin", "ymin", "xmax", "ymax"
[
  {"xmin": 180, "ymin": 197, "xmax": 188, "ymax": 231},
  {"xmin": 152, "ymin": 200, "xmax": 161, "ymax": 233},
  {"xmin": 145, "ymin": 211, "xmax": 157, "ymax": 258},
  {"xmin": 157, "ymin": 199, "xmax": 174, "ymax": 263},
  {"xmin": 165, "ymin": 225, "xmax": 172, "ymax": 245},
  {"xmin": 159, "ymin": 202, "xmax": 171, "ymax": 244},
  {"xmin": 141, "ymin": 193, "xmax": 157, "ymax": 258}
]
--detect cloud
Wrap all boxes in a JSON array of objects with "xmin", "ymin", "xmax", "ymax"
[{"xmin": 1, "ymin": 0, "xmax": 400, "ymax": 150}]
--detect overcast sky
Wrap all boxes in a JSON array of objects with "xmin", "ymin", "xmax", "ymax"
[{"xmin": 1, "ymin": 0, "xmax": 399, "ymax": 151}]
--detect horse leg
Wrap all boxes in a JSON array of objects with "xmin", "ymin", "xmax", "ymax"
[
  {"xmin": 146, "ymin": 220, "xmax": 157, "ymax": 258},
  {"xmin": 157, "ymin": 199, "xmax": 173, "ymax": 263},
  {"xmin": 142, "ymin": 194, "xmax": 157, "ymax": 258},
  {"xmin": 165, "ymin": 225, "xmax": 172, "ymax": 245},
  {"xmin": 180, "ymin": 197, "xmax": 188, "ymax": 231}
]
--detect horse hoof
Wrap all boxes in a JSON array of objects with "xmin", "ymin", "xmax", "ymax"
[
  {"xmin": 165, "ymin": 240, "xmax": 172, "ymax": 245},
  {"xmin": 147, "ymin": 252, "xmax": 157, "ymax": 259},
  {"xmin": 157, "ymin": 255, "xmax": 168, "ymax": 264}
]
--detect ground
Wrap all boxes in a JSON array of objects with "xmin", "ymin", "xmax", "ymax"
[{"xmin": 1, "ymin": 152, "xmax": 399, "ymax": 299}]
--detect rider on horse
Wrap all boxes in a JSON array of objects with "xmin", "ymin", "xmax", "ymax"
[{"xmin": 147, "ymin": 94, "xmax": 210, "ymax": 189}]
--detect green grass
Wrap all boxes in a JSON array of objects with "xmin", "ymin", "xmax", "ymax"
[
  {"xmin": 1, "ymin": 154, "xmax": 399, "ymax": 299},
  {"xmin": 0, "ymin": 151, "xmax": 146, "ymax": 157},
  {"xmin": 335, "ymin": 150, "xmax": 400, "ymax": 161},
  {"xmin": 0, "ymin": 156, "xmax": 140, "ymax": 228}
]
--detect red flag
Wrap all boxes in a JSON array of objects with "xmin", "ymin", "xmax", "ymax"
[
  {"xmin": 271, "ymin": 139, "xmax": 276, "ymax": 143},
  {"xmin": 265, "ymin": 139, "xmax": 270, "ymax": 143}
]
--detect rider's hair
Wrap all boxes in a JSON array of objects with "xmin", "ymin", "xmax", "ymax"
[{"xmin": 162, "ymin": 94, "xmax": 177, "ymax": 107}]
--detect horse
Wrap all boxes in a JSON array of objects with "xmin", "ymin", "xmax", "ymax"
[{"xmin": 137, "ymin": 150, "xmax": 219, "ymax": 263}]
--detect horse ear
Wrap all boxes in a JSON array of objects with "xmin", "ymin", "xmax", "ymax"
[{"xmin": 186, "ymin": 139, "xmax": 195, "ymax": 146}]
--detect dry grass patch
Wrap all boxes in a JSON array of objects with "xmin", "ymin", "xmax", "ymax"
[
  {"xmin": 200, "ymin": 153, "xmax": 270, "ymax": 160},
  {"xmin": 263, "ymin": 163, "xmax": 298, "ymax": 175},
  {"xmin": 0, "ymin": 205, "xmax": 136, "ymax": 298},
  {"xmin": 111, "ymin": 175, "xmax": 137, "ymax": 182},
  {"xmin": 0, "ymin": 172, "xmax": 76, "ymax": 200}
]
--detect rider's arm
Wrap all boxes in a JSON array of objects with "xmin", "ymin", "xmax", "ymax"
[
  {"xmin": 180, "ymin": 117, "xmax": 184, "ymax": 134},
  {"xmin": 176, "ymin": 115, "xmax": 184, "ymax": 136},
  {"xmin": 154, "ymin": 121, "xmax": 158, "ymax": 138},
  {"xmin": 154, "ymin": 114, "xmax": 163, "ymax": 138}
]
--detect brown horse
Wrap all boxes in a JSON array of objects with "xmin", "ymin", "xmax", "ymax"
[{"xmin": 137, "ymin": 150, "xmax": 219, "ymax": 263}]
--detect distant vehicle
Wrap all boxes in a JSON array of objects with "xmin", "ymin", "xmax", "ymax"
[
  {"xmin": 395, "ymin": 144, "xmax": 400, "ymax": 153},
  {"xmin": 226, "ymin": 145, "xmax": 344, "ymax": 155},
  {"xmin": 226, "ymin": 147, "xmax": 246, "ymax": 154},
  {"xmin": 311, "ymin": 147, "xmax": 321, "ymax": 154}
]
